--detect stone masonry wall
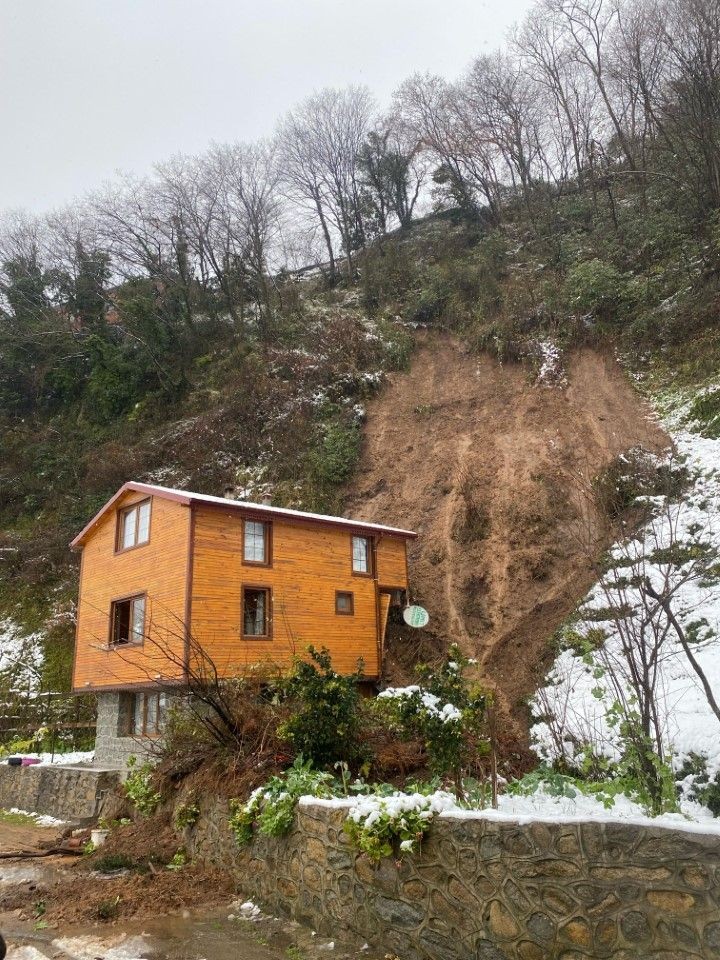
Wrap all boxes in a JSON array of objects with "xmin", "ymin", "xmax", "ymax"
[
  {"xmin": 0, "ymin": 764, "xmax": 121, "ymax": 822},
  {"xmin": 188, "ymin": 799, "xmax": 720, "ymax": 960},
  {"xmin": 93, "ymin": 692, "xmax": 153, "ymax": 768}
]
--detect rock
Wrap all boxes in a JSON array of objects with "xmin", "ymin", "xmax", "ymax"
[
  {"xmin": 487, "ymin": 900, "xmax": 521, "ymax": 940},
  {"xmin": 646, "ymin": 890, "xmax": 695, "ymax": 914}
]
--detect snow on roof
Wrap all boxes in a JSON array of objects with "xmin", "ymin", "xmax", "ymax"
[{"xmin": 70, "ymin": 481, "xmax": 417, "ymax": 548}]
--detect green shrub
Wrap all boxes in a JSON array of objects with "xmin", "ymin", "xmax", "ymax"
[
  {"xmin": 279, "ymin": 647, "xmax": 365, "ymax": 766},
  {"xmin": 565, "ymin": 259, "xmax": 631, "ymax": 324},
  {"xmin": 308, "ymin": 420, "xmax": 361, "ymax": 494},
  {"xmin": 123, "ymin": 756, "xmax": 162, "ymax": 816},
  {"xmin": 174, "ymin": 798, "xmax": 200, "ymax": 831},
  {"xmin": 228, "ymin": 757, "xmax": 335, "ymax": 845},
  {"xmin": 687, "ymin": 388, "xmax": 720, "ymax": 439},
  {"xmin": 374, "ymin": 646, "xmax": 488, "ymax": 793}
]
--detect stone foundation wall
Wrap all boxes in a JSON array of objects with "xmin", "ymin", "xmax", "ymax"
[
  {"xmin": 188, "ymin": 799, "xmax": 720, "ymax": 959},
  {"xmin": 0, "ymin": 764, "xmax": 122, "ymax": 822},
  {"xmin": 94, "ymin": 692, "xmax": 155, "ymax": 768}
]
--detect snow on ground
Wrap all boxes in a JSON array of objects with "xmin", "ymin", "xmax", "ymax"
[
  {"xmin": 0, "ymin": 619, "xmax": 43, "ymax": 690},
  {"xmin": 531, "ymin": 386, "xmax": 720, "ymax": 786},
  {"xmin": 13, "ymin": 751, "xmax": 95, "ymax": 766},
  {"xmin": 6, "ymin": 807, "xmax": 66, "ymax": 828}
]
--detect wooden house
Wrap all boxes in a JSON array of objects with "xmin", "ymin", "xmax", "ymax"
[{"xmin": 70, "ymin": 482, "xmax": 416, "ymax": 766}]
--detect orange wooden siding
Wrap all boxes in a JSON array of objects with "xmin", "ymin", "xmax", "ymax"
[
  {"xmin": 72, "ymin": 492, "xmax": 190, "ymax": 691},
  {"xmin": 189, "ymin": 505, "xmax": 401, "ymax": 679},
  {"xmin": 376, "ymin": 536, "xmax": 408, "ymax": 587},
  {"xmin": 73, "ymin": 493, "xmax": 412, "ymax": 690}
]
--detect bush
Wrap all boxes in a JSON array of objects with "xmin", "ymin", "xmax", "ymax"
[
  {"xmin": 344, "ymin": 789, "xmax": 457, "ymax": 861},
  {"xmin": 279, "ymin": 647, "xmax": 365, "ymax": 767},
  {"xmin": 308, "ymin": 419, "xmax": 361, "ymax": 498},
  {"xmin": 123, "ymin": 757, "xmax": 162, "ymax": 816},
  {"xmin": 228, "ymin": 757, "xmax": 335, "ymax": 845},
  {"xmin": 374, "ymin": 646, "xmax": 488, "ymax": 794},
  {"xmin": 565, "ymin": 259, "xmax": 631, "ymax": 324}
]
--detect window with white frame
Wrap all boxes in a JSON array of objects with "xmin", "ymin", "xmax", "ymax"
[
  {"xmin": 117, "ymin": 499, "xmax": 151, "ymax": 551},
  {"xmin": 352, "ymin": 535, "xmax": 371, "ymax": 574},
  {"xmin": 243, "ymin": 519, "xmax": 269, "ymax": 564}
]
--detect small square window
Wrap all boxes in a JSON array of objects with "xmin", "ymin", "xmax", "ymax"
[
  {"xmin": 335, "ymin": 591, "xmax": 354, "ymax": 615},
  {"xmin": 110, "ymin": 595, "xmax": 146, "ymax": 646},
  {"xmin": 243, "ymin": 587, "xmax": 271, "ymax": 637},
  {"xmin": 243, "ymin": 520, "xmax": 270, "ymax": 565},
  {"xmin": 117, "ymin": 499, "xmax": 151, "ymax": 551},
  {"xmin": 352, "ymin": 535, "xmax": 371, "ymax": 574}
]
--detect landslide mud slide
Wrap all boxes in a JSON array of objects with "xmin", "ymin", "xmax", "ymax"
[{"xmin": 343, "ymin": 334, "xmax": 669, "ymax": 735}]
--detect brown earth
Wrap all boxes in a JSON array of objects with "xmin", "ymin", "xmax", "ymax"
[{"xmin": 343, "ymin": 334, "xmax": 669, "ymax": 740}]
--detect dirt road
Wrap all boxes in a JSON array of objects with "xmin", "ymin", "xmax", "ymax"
[{"xmin": 343, "ymin": 335, "xmax": 669, "ymax": 733}]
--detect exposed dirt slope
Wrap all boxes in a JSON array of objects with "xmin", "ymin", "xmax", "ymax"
[{"xmin": 343, "ymin": 334, "xmax": 669, "ymax": 735}]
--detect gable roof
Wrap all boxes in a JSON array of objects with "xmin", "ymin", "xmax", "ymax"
[{"xmin": 70, "ymin": 481, "xmax": 417, "ymax": 549}]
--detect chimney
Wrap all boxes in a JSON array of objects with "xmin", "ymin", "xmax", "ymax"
[{"xmin": 223, "ymin": 485, "xmax": 236, "ymax": 500}]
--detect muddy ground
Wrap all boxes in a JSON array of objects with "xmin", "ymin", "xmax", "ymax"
[
  {"xmin": 343, "ymin": 334, "xmax": 669, "ymax": 737},
  {"xmin": 0, "ymin": 821, "xmax": 381, "ymax": 960}
]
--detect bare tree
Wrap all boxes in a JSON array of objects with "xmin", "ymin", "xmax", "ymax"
[{"xmin": 277, "ymin": 86, "xmax": 374, "ymax": 279}]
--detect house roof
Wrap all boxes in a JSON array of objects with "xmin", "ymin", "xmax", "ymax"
[{"xmin": 70, "ymin": 481, "xmax": 418, "ymax": 549}]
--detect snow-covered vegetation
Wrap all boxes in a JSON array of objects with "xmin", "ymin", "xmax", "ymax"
[{"xmin": 531, "ymin": 387, "xmax": 720, "ymax": 816}]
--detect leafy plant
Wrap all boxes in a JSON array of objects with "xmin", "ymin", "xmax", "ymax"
[
  {"xmin": 344, "ymin": 789, "xmax": 457, "ymax": 861},
  {"xmin": 123, "ymin": 756, "xmax": 162, "ymax": 816},
  {"xmin": 174, "ymin": 798, "xmax": 200, "ymax": 831},
  {"xmin": 167, "ymin": 850, "xmax": 188, "ymax": 871},
  {"xmin": 228, "ymin": 757, "xmax": 336, "ymax": 846},
  {"xmin": 279, "ymin": 647, "xmax": 365, "ymax": 766},
  {"xmin": 374, "ymin": 646, "xmax": 488, "ymax": 795}
]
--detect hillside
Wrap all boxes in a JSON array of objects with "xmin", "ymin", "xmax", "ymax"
[{"xmin": 343, "ymin": 334, "xmax": 669, "ymax": 729}]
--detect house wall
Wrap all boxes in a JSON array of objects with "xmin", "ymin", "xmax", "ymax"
[
  {"xmin": 189, "ymin": 504, "xmax": 409, "ymax": 679},
  {"xmin": 72, "ymin": 491, "xmax": 190, "ymax": 691}
]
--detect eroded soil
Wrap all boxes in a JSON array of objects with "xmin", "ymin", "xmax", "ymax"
[{"xmin": 343, "ymin": 335, "xmax": 669, "ymax": 736}]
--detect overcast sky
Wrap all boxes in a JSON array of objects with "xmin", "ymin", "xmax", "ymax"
[{"xmin": 0, "ymin": 0, "xmax": 534, "ymax": 216}]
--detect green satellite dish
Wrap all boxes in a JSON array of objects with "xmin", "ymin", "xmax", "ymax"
[{"xmin": 403, "ymin": 605, "xmax": 429, "ymax": 628}]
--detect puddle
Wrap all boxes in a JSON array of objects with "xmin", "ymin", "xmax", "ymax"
[
  {"xmin": 2, "ymin": 904, "xmax": 382, "ymax": 960},
  {"xmin": 0, "ymin": 861, "xmax": 69, "ymax": 887}
]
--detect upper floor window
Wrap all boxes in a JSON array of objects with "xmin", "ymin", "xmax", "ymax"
[
  {"xmin": 117, "ymin": 499, "xmax": 151, "ymax": 552},
  {"xmin": 243, "ymin": 519, "xmax": 271, "ymax": 565},
  {"xmin": 110, "ymin": 594, "xmax": 146, "ymax": 646},
  {"xmin": 352, "ymin": 535, "xmax": 371, "ymax": 575}
]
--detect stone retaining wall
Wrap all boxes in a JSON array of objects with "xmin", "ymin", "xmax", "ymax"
[
  {"xmin": 188, "ymin": 799, "xmax": 720, "ymax": 959},
  {"xmin": 0, "ymin": 764, "xmax": 122, "ymax": 822}
]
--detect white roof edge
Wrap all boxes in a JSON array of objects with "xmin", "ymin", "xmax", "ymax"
[{"xmin": 132, "ymin": 482, "xmax": 417, "ymax": 537}]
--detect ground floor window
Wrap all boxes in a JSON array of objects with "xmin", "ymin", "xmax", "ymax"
[{"xmin": 119, "ymin": 691, "xmax": 166, "ymax": 737}]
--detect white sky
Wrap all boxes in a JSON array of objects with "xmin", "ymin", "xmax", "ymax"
[{"xmin": 0, "ymin": 0, "xmax": 534, "ymax": 215}]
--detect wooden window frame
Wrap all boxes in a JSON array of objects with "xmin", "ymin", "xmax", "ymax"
[
  {"xmin": 129, "ymin": 691, "xmax": 163, "ymax": 738},
  {"xmin": 351, "ymin": 534, "xmax": 373, "ymax": 577},
  {"xmin": 241, "ymin": 584, "xmax": 273, "ymax": 640},
  {"xmin": 115, "ymin": 498, "xmax": 152, "ymax": 554},
  {"xmin": 335, "ymin": 590, "xmax": 355, "ymax": 616},
  {"xmin": 241, "ymin": 517, "xmax": 273, "ymax": 568},
  {"xmin": 108, "ymin": 592, "xmax": 147, "ymax": 648}
]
